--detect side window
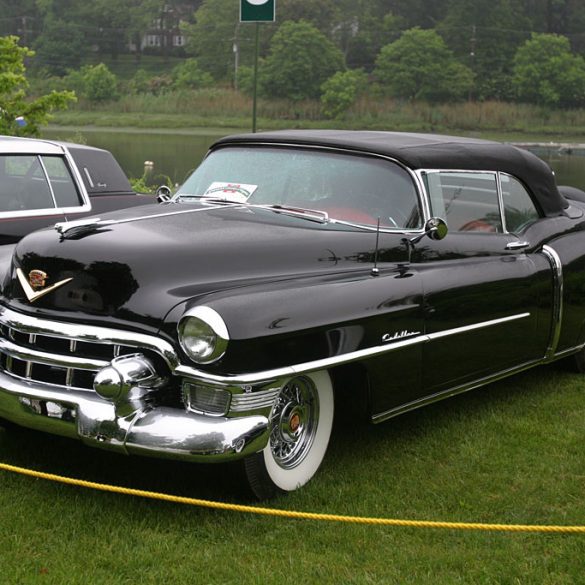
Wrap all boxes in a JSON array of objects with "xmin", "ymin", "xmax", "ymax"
[
  {"xmin": 425, "ymin": 171, "xmax": 502, "ymax": 233},
  {"xmin": 500, "ymin": 174, "xmax": 540, "ymax": 233},
  {"xmin": 0, "ymin": 155, "xmax": 54, "ymax": 212},
  {"xmin": 41, "ymin": 156, "xmax": 82, "ymax": 208}
]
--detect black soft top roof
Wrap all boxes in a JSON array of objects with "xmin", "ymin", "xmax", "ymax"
[{"xmin": 214, "ymin": 130, "xmax": 567, "ymax": 217}]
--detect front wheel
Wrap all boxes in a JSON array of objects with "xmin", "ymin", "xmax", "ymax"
[{"xmin": 244, "ymin": 370, "xmax": 334, "ymax": 499}]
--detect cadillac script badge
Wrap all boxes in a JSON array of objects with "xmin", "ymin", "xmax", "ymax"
[{"xmin": 16, "ymin": 268, "xmax": 73, "ymax": 303}]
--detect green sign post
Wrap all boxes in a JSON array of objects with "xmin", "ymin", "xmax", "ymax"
[
  {"xmin": 241, "ymin": 0, "xmax": 275, "ymax": 132},
  {"xmin": 240, "ymin": 0, "xmax": 275, "ymax": 23}
]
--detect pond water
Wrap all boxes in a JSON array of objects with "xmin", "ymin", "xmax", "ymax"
[{"xmin": 42, "ymin": 127, "xmax": 585, "ymax": 191}]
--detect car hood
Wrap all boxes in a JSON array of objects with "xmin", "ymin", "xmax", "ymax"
[{"xmin": 2, "ymin": 203, "xmax": 378, "ymax": 333}]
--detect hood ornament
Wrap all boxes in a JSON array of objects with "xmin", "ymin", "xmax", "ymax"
[{"xmin": 16, "ymin": 268, "xmax": 73, "ymax": 303}]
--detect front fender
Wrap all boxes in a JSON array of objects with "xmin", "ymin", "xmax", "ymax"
[{"xmin": 163, "ymin": 266, "xmax": 424, "ymax": 374}]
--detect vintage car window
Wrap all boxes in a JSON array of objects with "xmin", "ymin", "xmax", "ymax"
[
  {"xmin": 177, "ymin": 147, "xmax": 422, "ymax": 229},
  {"xmin": 41, "ymin": 156, "xmax": 82, "ymax": 208},
  {"xmin": 425, "ymin": 171, "xmax": 503, "ymax": 233},
  {"xmin": 0, "ymin": 155, "xmax": 54, "ymax": 212},
  {"xmin": 500, "ymin": 174, "xmax": 540, "ymax": 233}
]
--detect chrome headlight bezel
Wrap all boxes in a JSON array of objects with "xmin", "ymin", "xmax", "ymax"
[{"xmin": 177, "ymin": 306, "xmax": 229, "ymax": 364}]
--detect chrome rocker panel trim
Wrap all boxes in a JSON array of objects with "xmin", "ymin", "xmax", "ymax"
[{"xmin": 0, "ymin": 369, "xmax": 269, "ymax": 462}]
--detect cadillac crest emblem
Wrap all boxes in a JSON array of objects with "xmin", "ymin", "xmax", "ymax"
[
  {"xmin": 16, "ymin": 268, "xmax": 73, "ymax": 303},
  {"xmin": 28, "ymin": 269, "xmax": 47, "ymax": 290}
]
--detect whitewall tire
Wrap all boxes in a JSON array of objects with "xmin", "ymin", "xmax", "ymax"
[{"xmin": 244, "ymin": 370, "xmax": 334, "ymax": 499}]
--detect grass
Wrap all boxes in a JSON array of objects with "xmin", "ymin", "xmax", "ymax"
[
  {"xmin": 2, "ymin": 364, "xmax": 585, "ymax": 584},
  {"xmin": 47, "ymin": 89, "xmax": 585, "ymax": 138}
]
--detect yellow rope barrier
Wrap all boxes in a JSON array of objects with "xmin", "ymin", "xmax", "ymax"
[{"xmin": 1, "ymin": 461, "xmax": 584, "ymax": 533}]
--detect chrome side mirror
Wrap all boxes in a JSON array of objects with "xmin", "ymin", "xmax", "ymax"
[
  {"xmin": 426, "ymin": 217, "xmax": 448, "ymax": 241},
  {"xmin": 156, "ymin": 185, "xmax": 172, "ymax": 203},
  {"xmin": 410, "ymin": 217, "xmax": 448, "ymax": 245}
]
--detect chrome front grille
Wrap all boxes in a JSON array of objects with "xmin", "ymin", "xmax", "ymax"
[
  {"xmin": 0, "ymin": 324, "xmax": 137, "ymax": 391},
  {"xmin": 0, "ymin": 306, "xmax": 179, "ymax": 394}
]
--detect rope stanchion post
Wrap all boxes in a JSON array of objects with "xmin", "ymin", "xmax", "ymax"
[{"xmin": 1, "ymin": 461, "xmax": 584, "ymax": 534}]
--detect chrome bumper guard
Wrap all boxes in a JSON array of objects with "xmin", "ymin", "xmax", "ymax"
[
  {"xmin": 0, "ymin": 370, "xmax": 270, "ymax": 461},
  {"xmin": 0, "ymin": 305, "xmax": 273, "ymax": 462}
]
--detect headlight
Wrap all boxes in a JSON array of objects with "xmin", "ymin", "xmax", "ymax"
[{"xmin": 178, "ymin": 306, "xmax": 229, "ymax": 364}]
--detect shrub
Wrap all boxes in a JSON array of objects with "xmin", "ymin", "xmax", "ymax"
[
  {"xmin": 321, "ymin": 69, "xmax": 368, "ymax": 119},
  {"xmin": 172, "ymin": 59, "xmax": 214, "ymax": 90},
  {"xmin": 78, "ymin": 64, "xmax": 119, "ymax": 102}
]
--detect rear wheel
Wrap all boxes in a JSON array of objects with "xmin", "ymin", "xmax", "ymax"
[{"xmin": 244, "ymin": 370, "xmax": 334, "ymax": 499}]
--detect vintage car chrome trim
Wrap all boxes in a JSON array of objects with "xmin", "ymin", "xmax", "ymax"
[
  {"xmin": 0, "ymin": 369, "xmax": 270, "ymax": 461},
  {"xmin": 0, "ymin": 148, "xmax": 91, "ymax": 220},
  {"xmin": 55, "ymin": 203, "xmax": 238, "ymax": 237},
  {"xmin": 0, "ymin": 305, "xmax": 179, "ymax": 369},
  {"xmin": 425, "ymin": 313, "xmax": 530, "ymax": 341},
  {"xmin": 230, "ymin": 387, "xmax": 282, "ymax": 412},
  {"xmin": 0, "ymin": 337, "xmax": 108, "ymax": 371},
  {"xmin": 178, "ymin": 305, "xmax": 230, "ymax": 365},
  {"xmin": 417, "ymin": 169, "xmax": 508, "ymax": 231},
  {"xmin": 177, "ymin": 313, "xmax": 532, "ymax": 385},
  {"xmin": 505, "ymin": 241, "xmax": 530, "ymax": 250},
  {"xmin": 180, "ymin": 306, "xmax": 230, "ymax": 340},
  {"xmin": 541, "ymin": 244, "xmax": 563, "ymax": 360},
  {"xmin": 553, "ymin": 343, "xmax": 585, "ymax": 359},
  {"xmin": 0, "ymin": 305, "xmax": 531, "ymax": 389},
  {"xmin": 37, "ymin": 156, "xmax": 59, "ymax": 209},
  {"xmin": 60, "ymin": 146, "xmax": 92, "ymax": 209},
  {"xmin": 372, "ymin": 357, "xmax": 543, "ymax": 423},
  {"xmin": 496, "ymin": 172, "xmax": 507, "ymax": 232},
  {"xmin": 177, "ymin": 305, "xmax": 230, "ymax": 365}
]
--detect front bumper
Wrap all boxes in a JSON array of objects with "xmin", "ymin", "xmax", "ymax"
[{"xmin": 0, "ymin": 370, "xmax": 270, "ymax": 462}]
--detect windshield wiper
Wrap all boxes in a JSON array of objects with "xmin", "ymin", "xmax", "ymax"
[
  {"xmin": 254, "ymin": 204, "xmax": 330, "ymax": 224},
  {"xmin": 175, "ymin": 194, "xmax": 246, "ymax": 206},
  {"xmin": 168, "ymin": 197, "xmax": 330, "ymax": 223}
]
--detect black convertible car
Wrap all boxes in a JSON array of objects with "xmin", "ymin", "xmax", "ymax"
[{"xmin": 0, "ymin": 130, "xmax": 583, "ymax": 498}]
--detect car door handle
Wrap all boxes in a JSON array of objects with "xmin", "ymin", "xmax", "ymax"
[{"xmin": 505, "ymin": 241, "xmax": 529, "ymax": 250}]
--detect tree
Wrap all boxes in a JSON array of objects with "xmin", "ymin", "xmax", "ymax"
[
  {"xmin": 183, "ymin": 0, "xmax": 271, "ymax": 81},
  {"xmin": 0, "ymin": 36, "xmax": 75, "ymax": 136},
  {"xmin": 261, "ymin": 20, "xmax": 345, "ymax": 100},
  {"xmin": 374, "ymin": 28, "xmax": 473, "ymax": 101},
  {"xmin": 321, "ymin": 69, "xmax": 368, "ymax": 119},
  {"xmin": 277, "ymin": 0, "xmax": 338, "ymax": 33},
  {"xmin": 385, "ymin": 0, "xmax": 451, "ymax": 30},
  {"xmin": 33, "ymin": 17, "xmax": 89, "ymax": 75},
  {"xmin": 512, "ymin": 33, "xmax": 585, "ymax": 106},
  {"xmin": 328, "ymin": 1, "xmax": 405, "ymax": 70},
  {"xmin": 437, "ymin": 0, "xmax": 531, "ymax": 100}
]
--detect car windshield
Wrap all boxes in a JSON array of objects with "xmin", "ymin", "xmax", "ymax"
[{"xmin": 175, "ymin": 146, "xmax": 423, "ymax": 229}]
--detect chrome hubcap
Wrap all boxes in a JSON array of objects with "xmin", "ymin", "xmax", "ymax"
[{"xmin": 269, "ymin": 376, "xmax": 319, "ymax": 469}]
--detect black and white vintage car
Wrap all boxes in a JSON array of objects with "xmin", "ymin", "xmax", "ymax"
[
  {"xmin": 0, "ymin": 130, "xmax": 583, "ymax": 498},
  {"xmin": 0, "ymin": 136, "xmax": 151, "ymax": 245}
]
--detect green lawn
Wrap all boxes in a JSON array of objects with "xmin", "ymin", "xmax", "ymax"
[{"xmin": 1, "ymin": 365, "xmax": 585, "ymax": 584}]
